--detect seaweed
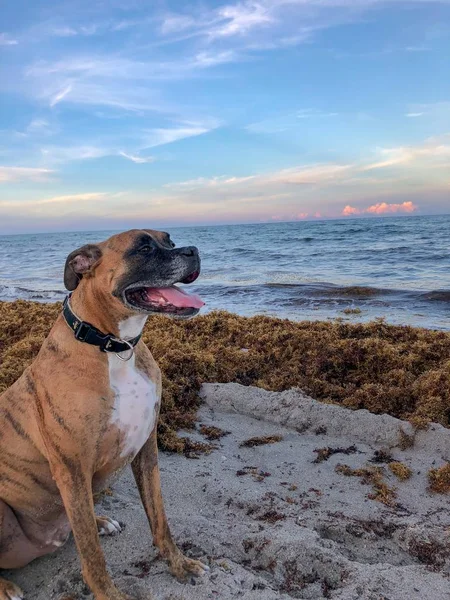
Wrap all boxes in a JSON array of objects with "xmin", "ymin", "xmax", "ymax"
[
  {"xmin": 428, "ymin": 463, "xmax": 450, "ymax": 494},
  {"xmin": 335, "ymin": 464, "xmax": 397, "ymax": 506},
  {"xmin": 240, "ymin": 435, "xmax": 283, "ymax": 448},
  {"xmin": 313, "ymin": 445, "xmax": 358, "ymax": 463},
  {"xmin": 1, "ymin": 302, "xmax": 450, "ymax": 457},
  {"xmin": 388, "ymin": 461, "xmax": 412, "ymax": 481},
  {"xmin": 199, "ymin": 424, "xmax": 231, "ymax": 440}
]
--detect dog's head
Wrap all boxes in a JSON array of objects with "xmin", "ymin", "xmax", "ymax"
[{"xmin": 64, "ymin": 229, "xmax": 204, "ymax": 318}]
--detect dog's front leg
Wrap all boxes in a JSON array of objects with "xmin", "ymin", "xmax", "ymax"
[
  {"xmin": 52, "ymin": 462, "xmax": 129, "ymax": 600},
  {"xmin": 132, "ymin": 429, "xmax": 209, "ymax": 581}
]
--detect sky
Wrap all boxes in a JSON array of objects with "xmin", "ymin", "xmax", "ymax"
[{"xmin": 0, "ymin": 0, "xmax": 449, "ymax": 234}]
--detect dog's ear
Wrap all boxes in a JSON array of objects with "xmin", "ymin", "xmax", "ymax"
[{"xmin": 64, "ymin": 244, "xmax": 103, "ymax": 291}]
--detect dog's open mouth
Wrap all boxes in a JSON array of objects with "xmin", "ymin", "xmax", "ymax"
[{"xmin": 124, "ymin": 271, "xmax": 204, "ymax": 316}]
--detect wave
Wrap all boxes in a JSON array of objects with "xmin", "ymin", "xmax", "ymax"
[
  {"xmin": 0, "ymin": 284, "xmax": 65, "ymax": 302},
  {"xmin": 419, "ymin": 290, "xmax": 450, "ymax": 302}
]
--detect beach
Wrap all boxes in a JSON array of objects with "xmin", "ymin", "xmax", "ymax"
[
  {"xmin": 1, "ymin": 301, "xmax": 450, "ymax": 599},
  {"xmin": 5, "ymin": 383, "xmax": 450, "ymax": 599}
]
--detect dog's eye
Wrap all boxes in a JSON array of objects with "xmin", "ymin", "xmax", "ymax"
[{"xmin": 139, "ymin": 245, "xmax": 154, "ymax": 254}]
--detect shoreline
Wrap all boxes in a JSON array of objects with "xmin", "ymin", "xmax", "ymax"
[{"xmin": 1, "ymin": 282, "xmax": 450, "ymax": 332}]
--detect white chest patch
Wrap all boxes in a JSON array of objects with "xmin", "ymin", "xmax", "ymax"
[{"xmin": 107, "ymin": 316, "xmax": 157, "ymax": 459}]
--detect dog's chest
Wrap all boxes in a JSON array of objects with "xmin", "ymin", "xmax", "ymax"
[{"xmin": 107, "ymin": 354, "xmax": 158, "ymax": 459}]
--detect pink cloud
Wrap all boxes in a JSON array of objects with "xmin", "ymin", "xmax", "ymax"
[
  {"xmin": 366, "ymin": 201, "xmax": 417, "ymax": 214},
  {"xmin": 342, "ymin": 201, "xmax": 417, "ymax": 216},
  {"xmin": 342, "ymin": 205, "xmax": 361, "ymax": 216}
]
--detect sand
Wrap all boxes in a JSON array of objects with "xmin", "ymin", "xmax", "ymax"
[{"xmin": 4, "ymin": 383, "xmax": 450, "ymax": 600}]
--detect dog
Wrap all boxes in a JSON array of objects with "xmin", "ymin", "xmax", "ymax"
[{"xmin": 0, "ymin": 229, "xmax": 208, "ymax": 600}]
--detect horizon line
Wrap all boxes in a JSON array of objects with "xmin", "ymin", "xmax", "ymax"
[{"xmin": 0, "ymin": 212, "xmax": 449, "ymax": 237}]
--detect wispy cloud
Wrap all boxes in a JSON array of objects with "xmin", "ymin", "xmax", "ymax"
[
  {"xmin": 405, "ymin": 45, "xmax": 430, "ymax": 52},
  {"xmin": 363, "ymin": 138, "xmax": 450, "ymax": 170},
  {"xmin": 247, "ymin": 109, "xmax": 339, "ymax": 133},
  {"xmin": 142, "ymin": 124, "xmax": 218, "ymax": 147},
  {"xmin": 50, "ymin": 84, "xmax": 73, "ymax": 107},
  {"xmin": 25, "ymin": 53, "xmax": 234, "ymax": 113},
  {"xmin": 0, "ymin": 33, "xmax": 18, "ymax": 46},
  {"xmin": 0, "ymin": 192, "xmax": 108, "ymax": 208},
  {"xmin": 40, "ymin": 145, "xmax": 111, "ymax": 163},
  {"xmin": 119, "ymin": 151, "xmax": 155, "ymax": 164},
  {"xmin": 405, "ymin": 102, "xmax": 450, "ymax": 120},
  {"xmin": 0, "ymin": 166, "xmax": 54, "ymax": 183}
]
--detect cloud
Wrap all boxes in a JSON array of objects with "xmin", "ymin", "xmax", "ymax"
[
  {"xmin": 211, "ymin": 3, "xmax": 273, "ymax": 38},
  {"xmin": 363, "ymin": 138, "xmax": 450, "ymax": 170},
  {"xmin": 405, "ymin": 45, "xmax": 430, "ymax": 52},
  {"xmin": 25, "ymin": 53, "xmax": 234, "ymax": 113},
  {"xmin": 192, "ymin": 50, "xmax": 238, "ymax": 68},
  {"xmin": 142, "ymin": 125, "xmax": 217, "ymax": 147},
  {"xmin": 50, "ymin": 84, "xmax": 73, "ymax": 107},
  {"xmin": 27, "ymin": 118, "xmax": 50, "ymax": 132},
  {"xmin": 405, "ymin": 102, "xmax": 450, "ymax": 120},
  {"xmin": 266, "ymin": 163, "xmax": 352, "ymax": 185},
  {"xmin": 342, "ymin": 201, "xmax": 417, "ymax": 216},
  {"xmin": 246, "ymin": 109, "xmax": 339, "ymax": 133},
  {"xmin": 0, "ymin": 192, "xmax": 108, "ymax": 209},
  {"xmin": 164, "ymin": 175, "xmax": 256, "ymax": 188},
  {"xmin": 119, "ymin": 151, "xmax": 155, "ymax": 164},
  {"xmin": 0, "ymin": 33, "xmax": 18, "ymax": 46},
  {"xmin": 366, "ymin": 201, "xmax": 417, "ymax": 214},
  {"xmin": 0, "ymin": 166, "xmax": 54, "ymax": 183},
  {"xmin": 342, "ymin": 205, "xmax": 361, "ymax": 216},
  {"xmin": 40, "ymin": 145, "xmax": 111, "ymax": 163}
]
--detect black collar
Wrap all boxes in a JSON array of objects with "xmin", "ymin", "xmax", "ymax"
[{"xmin": 62, "ymin": 294, "xmax": 142, "ymax": 359}]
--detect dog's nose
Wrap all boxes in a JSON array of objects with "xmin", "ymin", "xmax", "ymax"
[{"xmin": 179, "ymin": 246, "xmax": 198, "ymax": 257}]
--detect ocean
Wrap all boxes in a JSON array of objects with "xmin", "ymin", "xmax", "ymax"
[{"xmin": 0, "ymin": 215, "xmax": 449, "ymax": 330}]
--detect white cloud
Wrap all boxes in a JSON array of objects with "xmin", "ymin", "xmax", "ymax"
[
  {"xmin": 0, "ymin": 192, "xmax": 108, "ymax": 208},
  {"xmin": 40, "ymin": 145, "xmax": 111, "ymax": 163},
  {"xmin": 50, "ymin": 84, "xmax": 73, "ymax": 107},
  {"xmin": 165, "ymin": 175, "xmax": 256, "ymax": 188},
  {"xmin": 0, "ymin": 33, "xmax": 18, "ymax": 46},
  {"xmin": 246, "ymin": 109, "xmax": 339, "ymax": 134},
  {"xmin": 119, "ymin": 151, "xmax": 155, "ymax": 164},
  {"xmin": 405, "ymin": 45, "xmax": 430, "ymax": 52},
  {"xmin": 0, "ymin": 166, "xmax": 54, "ymax": 183},
  {"xmin": 160, "ymin": 14, "xmax": 197, "ymax": 34},
  {"xmin": 405, "ymin": 101, "xmax": 450, "ymax": 120},
  {"xmin": 193, "ymin": 50, "xmax": 238, "ymax": 67},
  {"xmin": 363, "ymin": 138, "xmax": 450, "ymax": 170},
  {"xmin": 211, "ymin": 3, "xmax": 273, "ymax": 38},
  {"xmin": 52, "ymin": 26, "xmax": 78, "ymax": 37},
  {"xmin": 143, "ymin": 125, "xmax": 216, "ymax": 147}
]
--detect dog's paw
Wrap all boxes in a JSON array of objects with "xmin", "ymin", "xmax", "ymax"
[
  {"xmin": 169, "ymin": 554, "xmax": 210, "ymax": 582},
  {"xmin": 96, "ymin": 515, "xmax": 122, "ymax": 536},
  {"xmin": 0, "ymin": 579, "xmax": 24, "ymax": 600}
]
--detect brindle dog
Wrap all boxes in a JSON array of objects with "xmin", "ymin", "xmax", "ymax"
[{"xmin": 0, "ymin": 229, "xmax": 208, "ymax": 600}]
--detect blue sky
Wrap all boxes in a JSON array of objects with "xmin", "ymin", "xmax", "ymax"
[{"xmin": 0, "ymin": 0, "xmax": 449, "ymax": 233}]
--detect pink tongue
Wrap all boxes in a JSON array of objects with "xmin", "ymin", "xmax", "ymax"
[{"xmin": 146, "ymin": 286, "xmax": 204, "ymax": 309}]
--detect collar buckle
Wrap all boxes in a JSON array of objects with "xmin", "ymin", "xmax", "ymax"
[{"xmin": 73, "ymin": 321, "xmax": 92, "ymax": 342}]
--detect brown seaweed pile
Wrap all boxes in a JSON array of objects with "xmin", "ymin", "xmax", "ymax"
[{"xmin": 1, "ymin": 301, "xmax": 450, "ymax": 452}]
